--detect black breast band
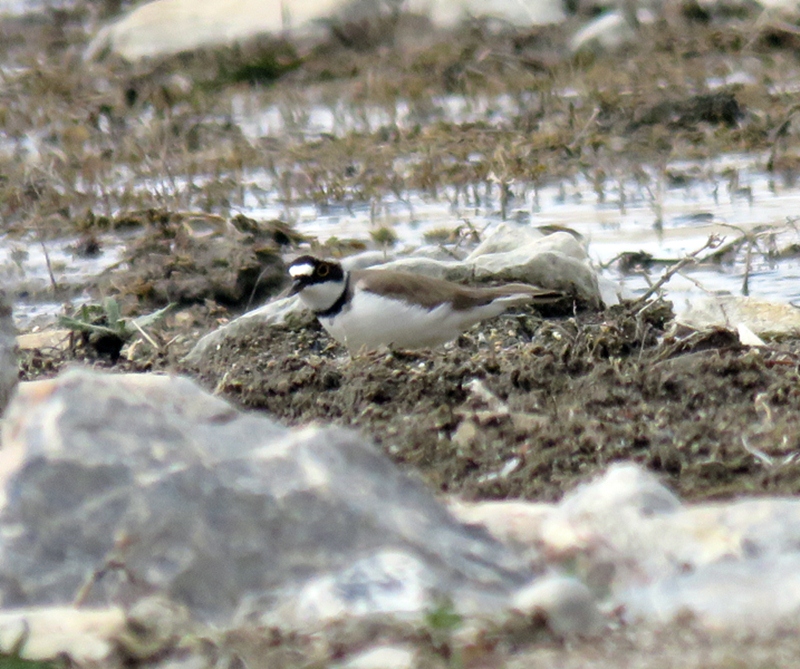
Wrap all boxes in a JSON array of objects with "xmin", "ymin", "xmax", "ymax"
[{"xmin": 316, "ymin": 274, "xmax": 350, "ymax": 318}]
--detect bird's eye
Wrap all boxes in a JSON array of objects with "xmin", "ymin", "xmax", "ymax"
[{"xmin": 317, "ymin": 265, "xmax": 329, "ymax": 277}]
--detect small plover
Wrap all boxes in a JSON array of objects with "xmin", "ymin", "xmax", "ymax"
[{"xmin": 288, "ymin": 255, "xmax": 560, "ymax": 353}]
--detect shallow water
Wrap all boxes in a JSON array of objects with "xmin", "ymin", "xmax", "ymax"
[
  {"xmin": 6, "ymin": 147, "xmax": 800, "ymax": 329},
  {"xmin": 5, "ymin": 72, "xmax": 800, "ymax": 330},
  {"xmin": 245, "ymin": 149, "xmax": 800, "ymax": 310},
  {"xmin": 2, "ymin": 233, "xmax": 125, "ymax": 327},
  {"xmin": 230, "ymin": 93, "xmax": 800, "ymax": 310}
]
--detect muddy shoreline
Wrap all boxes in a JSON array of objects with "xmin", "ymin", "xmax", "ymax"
[
  {"xmin": 21, "ymin": 288, "xmax": 800, "ymax": 504},
  {"xmin": 183, "ymin": 297, "xmax": 800, "ymax": 503}
]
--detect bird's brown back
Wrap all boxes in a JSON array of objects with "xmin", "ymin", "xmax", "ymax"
[{"xmin": 353, "ymin": 269, "xmax": 561, "ymax": 311}]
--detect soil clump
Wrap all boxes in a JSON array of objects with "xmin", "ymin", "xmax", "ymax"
[{"xmin": 186, "ymin": 298, "xmax": 800, "ymax": 503}]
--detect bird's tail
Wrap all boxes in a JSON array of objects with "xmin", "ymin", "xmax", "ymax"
[{"xmin": 491, "ymin": 284, "xmax": 563, "ymax": 305}]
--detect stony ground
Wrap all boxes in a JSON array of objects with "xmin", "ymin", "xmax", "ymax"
[
  {"xmin": 8, "ymin": 1, "xmax": 800, "ymax": 666},
  {"xmin": 184, "ymin": 296, "xmax": 800, "ymax": 503},
  {"xmin": 22, "ymin": 289, "xmax": 800, "ymax": 504}
]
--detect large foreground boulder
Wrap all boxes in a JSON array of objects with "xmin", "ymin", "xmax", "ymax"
[
  {"xmin": 455, "ymin": 463, "xmax": 800, "ymax": 631},
  {"xmin": 0, "ymin": 369, "xmax": 537, "ymax": 627},
  {"xmin": 0, "ymin": 291, "xmax": 16, "ymax": 415}
]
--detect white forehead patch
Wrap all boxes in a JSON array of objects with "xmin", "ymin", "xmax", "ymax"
[{"xmin": 289, "ymin": 263, "xmax": 314, "ymax": 278}]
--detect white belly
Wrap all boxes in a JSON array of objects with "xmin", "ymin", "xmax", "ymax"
[{"xmin": 319, "ymin": 290, "xmax": 514, "ymax": 352}]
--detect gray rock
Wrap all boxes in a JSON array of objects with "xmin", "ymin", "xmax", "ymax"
[
  {"xmin": 465, "ymin": 224, "xmax": 548, "ymax": 260},
  {"xmin": 675, "ymin": 295, "xmax": 800, "ymax": 338},
  {"xmin": 475, "ymin": 229, "xmax": 588, "ymax": 263},
  {"xmin": 464, "ymin": 230, "xmax": 603, "ymax": 306},
  {"xmin": 341, "ymin": 251, "xmax": 396, "ymax": 271},
  {"xmin": 472, "ymin": 250, "xmax": 596, "ymax": 294},
  {"xmin": 470, "ymin": 243, "xmax": 602, "ymax": 308},
  {"xmin": 0, "ymin": 369, "xmax": 534, "ymax": 627},
  {"xmin": 406, "ymin": 244, "xmax": 469, "ymax": 262},
  {"xmin": 512, "ymin": 575, "xmax": 605, "ymax": 638},
  {"xmin": 375, "ymin": 256, "xmax": 470, "ymax": 282},
  {"xmin": 183, "ymin": 295, "xmax": 304, "ymax": 366},
  {"xmin": 0, "ymin": 291, "xmax": 17, "ymax": 416},
  {"xmin": 342, "ymin": 231, "xmax": 600, "ymax": 302}
]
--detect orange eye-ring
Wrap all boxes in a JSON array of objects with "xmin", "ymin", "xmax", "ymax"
[{"xmin": 318, "ymin": 264, "xmax": 329, "ymax": 277}]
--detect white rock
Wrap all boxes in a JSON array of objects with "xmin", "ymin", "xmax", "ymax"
[
  {"xmin": 560, "ymin": 462, "xmax": 682, "ymax": 517},
  {"xmin": 341, "ymin": 251, "xmax": 396, "ymax": 271},
  {"xmin": 456, "ymin": 465, "xmax": 800, "ymax": 585},
  {"xmin": 533, "ymin": 464, "xmax": 800, "ymax": 632},
  {"xmin": 540, "ymin": 463, "xmax": 681, "ymax": 556},
  {"xmin": 16, "ymin": 329, "xmax": 72, "ymax": 351},
  {"xmin": 0, "ymin": 607, "xmax": 125, "ymax": 663},
  {"xmin": 523, "ymin": 231, "xmax": 589, "ymax": 262},
  {"xmin": 658, "ymin": 495, "xmax": 800, "ymax": 569},
  {"xmin": 86, "ymin": 0, "xmax": 339, "ymax": 60},
  {"xmin": 621, "ymin": 554, "xmax": 800, "ymax": 631},
  {"xmin": 676, "ymin": 295, "xmax": 800, "ymax": 338},
  {"xmin": 183, "ymin": 295, "xmax": 303, "ymax": 365},
  {"xmin": 466, "ymin": 223, "xmax": 547, "ymax": 261},
  {"xmin": 376, "ymin": 256, "xmax": 470, "ymax": 281},
  {"xmin": 88, "ymin": 0, "xmax": 566, "ymax": 61},
  {"xmin": 597, "ymin": 274, "xmax": 626, "ymax": 307},
  {"xmin": 468, "ymin": 232, "xmax": 601, "ymax": 305},
  {"xmin": 512, "ymin": 576, "xmax": 605, "ymax": 637},
  {"xmin": 469, "ymin": 230, "xmax": 588, "ymax": 265},
  {"xmin": 419, "ymin": 0, "xmax": 565, "ymax": 28},
  {"xmin": 335, "ymin": 644, "xmax": 415, "ymax": 669},
  {"xmin": 569, "ymin": 8, "xmax": 655, "ymax": 53},
  {"xmin": 448, "ymin": 499, "xmax": 555, "ymax": 548},
  {"xmin": 737, "ymin": 323, "xmax": 766, "ymax": 347},
  {"xmin": 750, "ymin": 0, "xmax": 800, "ymax": 13},
  {"xmin": 404, "ymin": 244, "xmax": 469, "ymax": 262}
]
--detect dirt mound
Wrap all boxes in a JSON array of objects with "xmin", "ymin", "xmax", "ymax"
[{"xmin": 187, "ymin": 300, "xmax": 800, "ymax": 502}]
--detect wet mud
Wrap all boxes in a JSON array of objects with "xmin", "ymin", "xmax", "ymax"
[{"xmin": 186, "ymin": 298, "xmax": 800, "ymax": 503}]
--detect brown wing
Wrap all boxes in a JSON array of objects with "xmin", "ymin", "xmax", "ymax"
[{"xmin": 354, "ymin": 269, "xmax": 561, "ymax": 311}]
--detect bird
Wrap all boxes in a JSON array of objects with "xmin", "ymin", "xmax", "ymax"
[{"xmin": 287, "ymin": 255, "xmax": 561, "ymax": 353}]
